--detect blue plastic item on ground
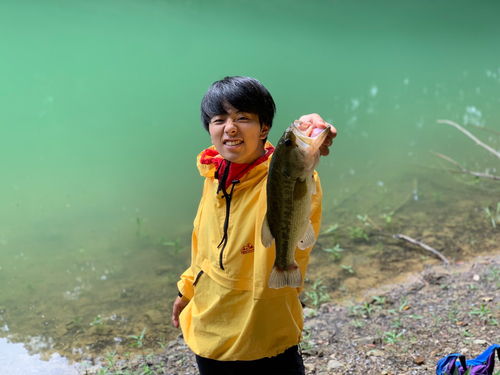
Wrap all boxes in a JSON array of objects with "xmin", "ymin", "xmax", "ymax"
[{"xmin": 436, "ymin": 344, "xmax": 500, "ymax": 375}]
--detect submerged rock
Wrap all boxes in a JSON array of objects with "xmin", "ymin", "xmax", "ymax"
[{"xmin": 145, "ymin": 309, "xmax": 164, "ymax": 325}]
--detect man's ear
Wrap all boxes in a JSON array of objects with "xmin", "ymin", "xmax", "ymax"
[{"xmin": 260, "ymin": 124, "xmax": 270, "ymax": 139}]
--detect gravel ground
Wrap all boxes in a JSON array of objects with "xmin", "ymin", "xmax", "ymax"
[{"xmin": 81, "ymin": 253, "xmax": 500, "ymax": 375}]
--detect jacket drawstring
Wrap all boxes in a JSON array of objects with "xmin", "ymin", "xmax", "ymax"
[{"xmin": 216, "ymin": 161, "xmax": 240, "ymax": 270}]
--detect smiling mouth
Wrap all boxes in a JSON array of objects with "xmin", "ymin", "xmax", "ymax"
[{"xmin": 225, "ymin": 140, "xmax": 243, "ymax": 146}]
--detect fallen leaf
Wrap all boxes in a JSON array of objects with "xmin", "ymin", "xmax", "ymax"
[{"xmin": 413, "ymin": 355, "xmax": 425, "ymax": 365}]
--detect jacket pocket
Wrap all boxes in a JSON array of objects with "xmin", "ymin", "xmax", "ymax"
[{"xmin": 193, "ymin": 270, "xmax": 204, "ymax": 287}]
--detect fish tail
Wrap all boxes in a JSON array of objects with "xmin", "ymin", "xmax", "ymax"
[{"xmin": 268, "ymin": 261, "xmax": 302, "ymax": 289}]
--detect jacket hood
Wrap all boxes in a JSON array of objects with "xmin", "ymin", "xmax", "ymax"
[{"xmin": 197, "ymin": 142, "xmax": 275, "ymax": 188}]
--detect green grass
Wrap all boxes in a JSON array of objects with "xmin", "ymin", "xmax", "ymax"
[
  {"xmin": 79, "ymin": 328, "xmax": 167, "ymax": 375},
  {"xmin": 469, "ymin": 304, "xmax": 491, "ymax": 319},
  {"xmin": 323, "ymin": 244, "xmax": 343, "ymax": 261},
  {"xmin": 341, "ymin": 264, "xmax": 354, "ymax": 274},
  {"xmin": 484, "ymin": 202, "xmax": 500, "ymax": 229},
  {"xmin": 348, "ymin": 226, "xmax": 369, "ymax": 242},
  {"xmin": 304, "ymin": 278, "xmax": 331, "ymax": 308},
  {"xmin": 383, "ymin": 330, "xmax": 404, "ymax": 344}
]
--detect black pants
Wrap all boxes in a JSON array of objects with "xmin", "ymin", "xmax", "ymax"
[{"xmin": 195, "ymin": 345, "xmax": 305, "ymax": 375}]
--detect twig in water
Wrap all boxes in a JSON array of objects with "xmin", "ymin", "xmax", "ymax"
[
  {"xmin": 391, "ymin": 179, "xmax": 419, "ymax": 215},
  {"xmin": 393, "ymin": 234, "xmax": 450, "ymax": 265},
  {"xmin": 437, "ymin": 119, "xmax": 500, "ymax": 159},
  {"xmin": 365, "ymin": 216, "xmax": 382, "ymax": 232},
  {"xmin": 393, "ymin": 193, "xmax": 412, "ymax": 215},
  {"xmin": 466, "ymin": 123, "xmax": 500, "ymax": 137},
  {"xmin": 431, "ymin": 151, "xmax": 500, "ymax": 181}
]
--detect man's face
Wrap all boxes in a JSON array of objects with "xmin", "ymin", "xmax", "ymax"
[{"xmin": 209, "ymin": 106, "xmax": 269, "ymax": 164}]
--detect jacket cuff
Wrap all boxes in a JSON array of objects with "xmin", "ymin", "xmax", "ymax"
[
  {"xmin": 178, "ymin": 291, "xmax": 190, "ymax": 303},
  {"xmin": 177, "ymin": 281, "xmax": 191, "ymax": 302}
]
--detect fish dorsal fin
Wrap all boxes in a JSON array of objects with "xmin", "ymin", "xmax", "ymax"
[
  {"xmin": 261, "ymin": 214, "xmax": 275, "ymax": 248},
  {"xmin": 298, "ymin": 221, "xmax": 316, "ymax": 250}
]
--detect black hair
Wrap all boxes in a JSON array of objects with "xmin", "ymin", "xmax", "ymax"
[{"xmin": 200, "ymin": 76, "xmax": 276, "ymax": 133}]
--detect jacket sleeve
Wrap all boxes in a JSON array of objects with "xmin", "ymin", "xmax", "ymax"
[
  {"xmin": 295, "ymin": 171, "xmax": 322, "ymax": 293},
  {"xmin": 177, "ymin": 177, "xmax": 208, "ymax": 301},
  {"xmin": 177, "ymin": 229, "xmax": 197, "ymax": 301}
]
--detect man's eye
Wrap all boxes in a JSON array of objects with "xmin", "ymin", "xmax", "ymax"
[
  {"xmin": 238, "ymin": 117, "xmax": 248, "ymax": 121},
  {"xmin": 212, "ymin": 119, "xmax": 224, "ymax": 124}
]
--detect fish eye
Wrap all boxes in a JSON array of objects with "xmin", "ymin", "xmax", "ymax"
[{"xmin": 284, "ymin": 139, "xmax": 292, "ymax": 147}]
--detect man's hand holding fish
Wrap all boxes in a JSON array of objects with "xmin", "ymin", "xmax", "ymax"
[{"xmin": 297, "ymin": 113, "xmax": 337, "ymax": 156}]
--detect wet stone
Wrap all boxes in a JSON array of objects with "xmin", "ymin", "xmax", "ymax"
[
  {"xmin": 302, "ymin": 349, "xmax": 319, "ymax": 356},
  {"xmin": 55, "ymin": 324, "xmax": 68, "ymax": 336},
  {"xmin": 367, "ymin": 349, "xmax": 386, "ymax": 357},
  {"xmin": 319, "ymin": 330, "xmax": 330, "ymax": 337},
  {"xmin": 304, "ymin": 363, "xmax": 315, "ymax": 373},
  {"xmin": 145, "ymin": 309, "xmax": 164, "ymax": 325},
  {"xmin": 344, "ymin": 277, "xmax": 360, "ymax": 291},
  {"xmin": 88, "ymin": 325, "xmax": 113, "ymax": 336},
  {"xmin": 155, "ymin": 266, "xmax": 173, "ymax": 276},
  {"xmin": 327, "ymin": 359, "xmax": 344, "ymax": 370},
  {"xmin": 353, "ymin": 336, "xmax": 379, "ymax": 345},
  {"xmin": 167, "ymin": 339, "xmax": 178, "ymax": 348},
  {"xmin": 318, "ymin": 303, "xmax": 334, "ymax": 314}
]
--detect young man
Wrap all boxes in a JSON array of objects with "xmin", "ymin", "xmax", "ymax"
[{"xmin": 172, "ymin": 76, "xmax": 336, "ymax": 375}]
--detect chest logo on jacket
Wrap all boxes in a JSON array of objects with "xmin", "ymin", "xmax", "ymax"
[{"xmin": 240, "ymin": 243, "xmax": 255, "ymax": 254}]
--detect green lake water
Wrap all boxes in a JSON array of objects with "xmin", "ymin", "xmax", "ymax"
[{"xmin": 1, "ymin": 0, "xmax": 500, "ymax": 372}]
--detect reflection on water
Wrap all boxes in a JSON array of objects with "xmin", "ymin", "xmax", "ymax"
[{"xmin": 0, "ymin": 338, "xmax": 77, "ymax": 375}]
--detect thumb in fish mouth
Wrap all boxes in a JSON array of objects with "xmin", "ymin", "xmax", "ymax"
[{"xmin": 295, "ymin": 120, "xmax": 329, "ymax": 138}]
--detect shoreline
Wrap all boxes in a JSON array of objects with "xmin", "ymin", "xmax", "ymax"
[{"xmin": 79, "ymin": 251, "xmax": 500, "ymax": 374}]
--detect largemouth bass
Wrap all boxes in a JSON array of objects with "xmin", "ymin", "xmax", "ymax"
[{"xmin": 261, "ymin": 120, "xmax": 331, "ymax": 289}]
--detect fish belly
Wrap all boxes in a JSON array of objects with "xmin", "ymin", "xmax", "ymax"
[{"xmin": 267, "ymin": 171, "xmax": 313, "ymax": 289}]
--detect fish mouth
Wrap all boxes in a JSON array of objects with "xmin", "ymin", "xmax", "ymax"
[{"xmin": 291, "ymin": 120, "xmax": 331, "ymax": 153}]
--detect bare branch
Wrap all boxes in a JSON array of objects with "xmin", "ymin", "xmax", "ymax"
[
  {"xmin": 431, "ymin": 151, "xmax": 500, "ymax": 181},
  {"xmin": 467, "ymin": 123, "xmax": 500, "ymax": 137},
  {"xmin": 437, "ymin": 119, "xmax": 500, "ymax": 159},
  {"xmin": 393, "ymin": 234, "xmax": 450, "ymax": 265},
  {"xmin": 431, "ymin": 151, "xmax": 467, "ymax": 172}
]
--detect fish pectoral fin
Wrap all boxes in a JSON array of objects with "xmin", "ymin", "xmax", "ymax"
[
  {"xmin": 298, "ymin": 221, "xmax": 316, "ymax": 250},
  {"xmin": 261, "ymin": 214, "xmax": 275, "ymax": 248},
  {"xmin": 310, "ymin": 174, "xmax": 317, "ymax": 195}
]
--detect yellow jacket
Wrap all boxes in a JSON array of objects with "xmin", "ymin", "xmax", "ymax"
[{"xmin": 177, "ymin": 142, "xmax": 323, "ymax": 361}]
